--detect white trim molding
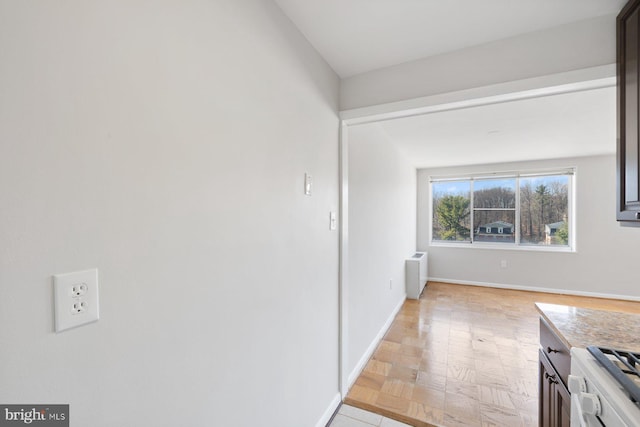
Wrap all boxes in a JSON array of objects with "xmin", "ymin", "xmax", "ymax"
[
  {"xmin": 314, "ymin": 392, "xmax": 342, "ymax": 427},
  {"xmin": 340, "ymin": 64, "xmax": 615, "ymax": 125},
  {"xmin": 346, "ymin": 296, "xmax": 406, "ymax": 390},
  {"xmin": 428, "ymin": 277, "xmax": 640, "ymax": 303},
  {"xmin": 339, "ymin": 120, "xmax": 350, "ymax": 397}
]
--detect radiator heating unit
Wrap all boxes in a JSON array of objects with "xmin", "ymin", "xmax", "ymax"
[{"xmin": 405, "ymin": 252, "xmax": 428, "ymax": 299}]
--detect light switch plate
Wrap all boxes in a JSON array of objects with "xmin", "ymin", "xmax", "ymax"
[
  {"xmin": 330, "ymin": 211, "xmax": 337, "ymax": 230},
  {"xmin": 304, "ymin": 173, "xmax": 312, "ymax": 195},
  {"xmin": 53, "ymin": 268, "xmax": 100, "ymax": 332}
]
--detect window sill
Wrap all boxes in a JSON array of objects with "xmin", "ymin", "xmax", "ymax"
[{"xmin": 429, "ymin": 241, "xmax": 575, "ymax": 253}]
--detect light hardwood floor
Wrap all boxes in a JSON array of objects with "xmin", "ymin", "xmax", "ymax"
[{"xmin": 344, "ymin": 282, "xmax": 640, "ymax": 427}]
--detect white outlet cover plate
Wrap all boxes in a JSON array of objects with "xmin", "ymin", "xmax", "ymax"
[{"xmin": 53, "ymin": 268, "xmax": 100, "ymax": 332}]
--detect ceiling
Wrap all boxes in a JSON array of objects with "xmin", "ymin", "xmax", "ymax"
[
  {"xmin": 363, "ymin": 86, "xmax": 616, "ymax": 168},
  {"xmin": 274, "ymin": 0, "xmax": 626, "ymax": 78},
  {"xmin": 274, "ymin": 1, "xmax": 621, "ymax": 168}
]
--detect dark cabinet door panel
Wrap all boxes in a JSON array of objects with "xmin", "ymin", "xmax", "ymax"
[
  {"xmin": 618, "ymin": 0, "xmax": 640, "ymax": 220},
  {"xmin": 539, "ymin": 349, "xmax": 555, "ymax": 427},
  {"xmin": 555, "ymin": 379, "xmax": 571, "ymax": 427}
]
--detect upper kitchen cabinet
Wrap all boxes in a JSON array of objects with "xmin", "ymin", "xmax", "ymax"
[{"xmin": 618, "ymin": 0, "xmax": 640, "ymax": 221}]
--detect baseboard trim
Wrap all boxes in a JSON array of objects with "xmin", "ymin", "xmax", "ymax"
[
  {"xmin": 315, "ymin": 392, "xmax": 342, "ymax": 427},
  {"xmin": 428, "ymin": 277, "xmax": 640, "ymax": 302},
  {"xmin": 346, "ymin": 295, "xmax": 406, "ymax": 390}
]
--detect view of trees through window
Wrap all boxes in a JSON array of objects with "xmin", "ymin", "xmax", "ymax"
[{"xmin": 432, "ymin": 172, "xmax": 570, "ymax": 247}]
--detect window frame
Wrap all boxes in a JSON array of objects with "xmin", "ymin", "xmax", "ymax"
[{"xmin": 429, "ymin": 168, "xmax": 575, "ymax": 252}]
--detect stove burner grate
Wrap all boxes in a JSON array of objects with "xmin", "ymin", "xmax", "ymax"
[{"xmin": 587, "ymin": 346, "xmax": 640, "ymax": 405}]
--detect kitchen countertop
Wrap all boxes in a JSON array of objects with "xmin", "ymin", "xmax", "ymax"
[{"xmin": 536, "ymin": 302, "xmax": 640, "ymax": 353}]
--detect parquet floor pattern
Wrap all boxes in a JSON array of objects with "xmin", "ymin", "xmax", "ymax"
[{"xmin": 344, "ymin": 282, "xmax": 640, "ymax": 427}]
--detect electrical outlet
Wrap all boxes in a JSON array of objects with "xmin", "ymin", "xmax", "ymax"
[
  {"xmin": 71, "ymin": 283, "xmax": 88, "ymax": 297},
  {"xmin": 72, "ymin": 300, "xmax": 87, "ymax": 314},
  {"xmin": 53, "ymin": 269, "xmax": 99, "ymax": 332}
]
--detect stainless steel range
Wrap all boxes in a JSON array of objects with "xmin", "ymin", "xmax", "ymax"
[{"xmin": 570, "ymin": 346, "xmax": 640, "ymax": 426}]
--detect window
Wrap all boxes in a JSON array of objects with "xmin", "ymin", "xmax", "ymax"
[
  {"xmin": 431, "ymin": 180, "xmax": 470, "ymax": 242},
  {"xmin": 473, "ymin": 178, "xmax": 516, "ymax": 243},
  {"xmin": 431, "ymin": 169, "xmax": 573, "ymax": 250}
]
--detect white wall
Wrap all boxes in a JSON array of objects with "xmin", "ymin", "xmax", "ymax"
[
  {"xmin": 0, "ymin": 1, "xmax": 340, "ymax": 426},
  {"xmin": 341, "ymin": 15, "xmax": 616, "ymax": 110},
  {"xmin": 347, "ymin": 124, "xmax": 416, "ymax": 382},
  {"xmin": 417, "ymin": 155, "xmax": 640, "ymax": 299}
]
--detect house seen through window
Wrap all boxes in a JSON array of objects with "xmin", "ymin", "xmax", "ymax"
[{"xmin": 431, "ymin": 170, "xmax": 572, "ymax": 249}]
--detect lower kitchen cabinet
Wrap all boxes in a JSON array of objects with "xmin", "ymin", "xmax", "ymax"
[
  {"xmin": 539, "ymin": 349, "xmax": 571, "ymax": 427},
  {"xmin": 539, "ymin": 318, "xmax": 571, "ymax": 427}
]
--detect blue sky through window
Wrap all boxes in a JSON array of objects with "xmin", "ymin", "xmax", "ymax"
[
  {"xmin": 474, "ymin": 178, "xmax": 515, "ymax": 192},
  {"xmin": 433, "ymin": 181, "xmax": 469, "ymax": 196},
  {"xmin": 520, "ymin": 175, "xmax": 569, "ymax": 187}
]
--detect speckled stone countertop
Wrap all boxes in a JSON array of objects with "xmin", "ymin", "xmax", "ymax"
[{"xmin": 536, "ymin": 302, "xmax": 640, "ymax": 353}]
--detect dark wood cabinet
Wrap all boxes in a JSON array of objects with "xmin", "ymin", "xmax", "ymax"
[
  {"xmin": 556, "ymin": 375, "xmax": 571, "ymax": 427},
  {"xmin": 539, "ymin": 350, "xmax": 554, "ymax": 427},
  {"xmin": 539, "ymin": 320, "xmax": 571, "ymax": 427},
  {"xmin": 617, "ymin": 0, "xmax": 640, "ymax": 221},
  {"xmin": 539, "ymin": 349, "xmax": 571, "ymax": 427}
]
